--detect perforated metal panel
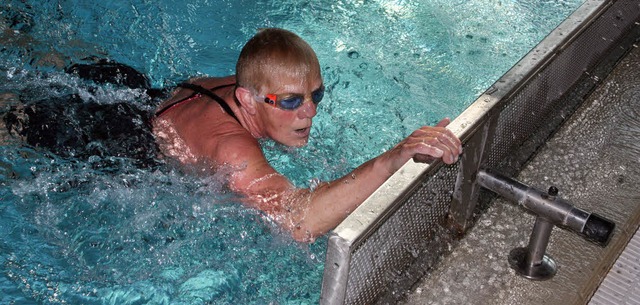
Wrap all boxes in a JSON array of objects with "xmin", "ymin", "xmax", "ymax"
[
  {"xmin": 487, "ymin": 0, "xmax": 636, "ymax": 169},
  {"xmin": 344, "ymin": 166, "xmax": 459, "ymax": 304},
  {"xmin": 321, "ymin": 1, "xmax": 640, "ymax": 304}
]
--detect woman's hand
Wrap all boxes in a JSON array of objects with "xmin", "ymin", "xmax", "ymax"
[{"xmin": 379, "ymin": 118, "xmax": 462, "ymax": 175}]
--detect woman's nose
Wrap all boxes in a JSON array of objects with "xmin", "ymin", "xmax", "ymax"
[{"xmin": 297, "ymin": 98, "xmax": 317, "ymax": 119}]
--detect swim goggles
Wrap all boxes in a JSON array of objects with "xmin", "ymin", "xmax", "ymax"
[{"xmin": 258, "ymin": 85, "xmax": 325, "ymax": 111}]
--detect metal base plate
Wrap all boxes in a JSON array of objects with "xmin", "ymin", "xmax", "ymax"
[{"xmin": 508, "ymin": 247, "xmax": 557, "ymax": 281}]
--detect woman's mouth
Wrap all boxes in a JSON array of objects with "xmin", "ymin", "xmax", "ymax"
[{"xmin": 294, "ymin": 127, "xmax": 310, "ymax": 137}]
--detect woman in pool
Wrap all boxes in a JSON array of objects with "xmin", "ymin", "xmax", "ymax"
[{"xmin": 153, "ymin": 28, "xmax": 462, "ymax": 242}]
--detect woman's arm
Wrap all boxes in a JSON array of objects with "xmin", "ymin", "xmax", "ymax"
[{"xmin": 222, "ymin": 118, "xmax": 461, "ymax": 242}]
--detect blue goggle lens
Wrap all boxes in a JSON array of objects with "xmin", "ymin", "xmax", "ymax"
[{"xmin": 267, "ymin": 86, "xmax": 325, "ymax": 110}]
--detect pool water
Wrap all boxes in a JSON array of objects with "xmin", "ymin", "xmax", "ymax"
[{"xmin": 1, "ymin": 0, "xmax": 584, "ymax": 304}]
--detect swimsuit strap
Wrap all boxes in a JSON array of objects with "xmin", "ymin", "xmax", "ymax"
[{"xmin": 155, "ymin": 82, "xmax": 238, "ymax": 122}]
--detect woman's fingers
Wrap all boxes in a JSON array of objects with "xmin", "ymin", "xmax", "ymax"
[
  {"xmin": 435, "ymin": 117, "xmax": 451, "ymax": 128},
  {"xmin": 407, "ymin": 122, "xmax": 462, "ymax": 164}
]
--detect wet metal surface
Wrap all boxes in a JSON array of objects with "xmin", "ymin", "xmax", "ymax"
[{"xmin": 402, "ymin": 44, "xmax": 640, "ymax": 305}]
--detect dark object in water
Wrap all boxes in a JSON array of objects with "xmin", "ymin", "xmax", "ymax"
[
  {"xmin": 65, "ymin": 58, "xmax": 167, "ymax": 100},
  {"xmin": 66, "ymin": 59, "xmax": 151, "ymax": 90},
  {"xmin": 3, "ymin": 59, "xmax": 165, "ymax": 167},
  {"xmin": 3, "ymin": 94, "xmax": 159, "ymax": 167}
]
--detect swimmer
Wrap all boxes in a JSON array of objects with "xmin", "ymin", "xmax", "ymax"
[{"xmin": 151, "ymin": 28, "xmax": 463, "ymax": 242}]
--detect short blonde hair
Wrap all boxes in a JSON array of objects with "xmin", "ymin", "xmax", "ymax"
[{"xmin": 236, "ymin": 28, "xmax": 321, "ymax": 94}]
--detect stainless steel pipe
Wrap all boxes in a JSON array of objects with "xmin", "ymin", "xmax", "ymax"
[
  {"xmin": 476, "ymin": 168, "xmax": 614, "ymax": 246},
  {"xmin": 476, "ymin": 168, "xmax": 615, "ymax": 280}
]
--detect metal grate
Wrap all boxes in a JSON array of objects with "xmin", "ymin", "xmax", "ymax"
[
  {"xmin": 589, "ymin": 226, "xmax": 640, "ymax": 305},
  {"xmin": 344, "ymin": 166, "xmax": 458, "ymax": 304},
  {"xmin": 320, "ymin": 1, "xmax": 640, "ymax": 304},
  {"xmin": 488, "ymin": 0, "xmax": 634, "ymax": 171}
]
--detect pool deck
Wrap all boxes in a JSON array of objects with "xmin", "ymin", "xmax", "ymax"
[{"xmin": 401, "ymin": 42, "xmax": 640, "ymax": 304}]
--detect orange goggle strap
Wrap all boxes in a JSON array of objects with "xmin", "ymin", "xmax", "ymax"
[{"xmin": 264, "ymin": 94, "xmax": 278, "ymax": 106}]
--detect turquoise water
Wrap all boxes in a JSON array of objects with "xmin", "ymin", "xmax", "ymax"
[{"xmin": 1, "ymin": 0, "xmax": 584, "ymax": 304}]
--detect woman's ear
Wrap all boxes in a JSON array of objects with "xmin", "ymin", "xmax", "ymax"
[{"xmin": 235, "ymin": 86, "xmax": 257, "ymax": 115}]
